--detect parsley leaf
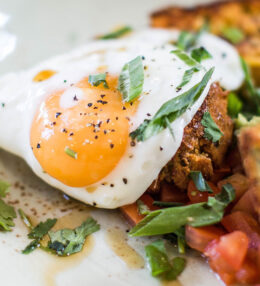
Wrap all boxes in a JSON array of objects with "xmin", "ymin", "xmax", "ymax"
[
  {"xmin": 88, "ymin": 73, "xmax": 108, "ymax": 88},
  {"xmin": 129, "ymin": 184, "xmax": 235, "ymax": 237},
  {"xmin": 191, "ymin": 47, "xmax": 212, "ymax": 63},
  {"xmin": 99, "ymin": 26, "xmax": 132, "ymax": 40},
  {"xmin": 190, "ymin": 171, "xmax": 213, "ymax": 193},
  {"xmin": 0, "ymin": 181, "xmax": 10, "ymax": 198},
  {"xmin": 222, "ymin": 27, "xmax": 245, "ymax": 44},
  {"xmin": 145, "ymin": 240, "xmax": 186, "ymax": 280},
  {"xmin": 228, "ymin": 92, "xmax": 243, "ymax": 118},
  {"xmin": 130, "ymin": 68, "xmax": 214, "ymax": 142},
  {"xmin": 0, "ymin": 199, "xmax": 16, "ymax": 231},
  {"xmin": 48, "ymin": 217, "xmax": 100, "ymax": 256},
  {"xmin": 201, "ymin": 111, "xmax": 223, "ymax": 143},
  {"xmin": 118, "ymin": 56, "xmax": 144, "ymax": 102}
]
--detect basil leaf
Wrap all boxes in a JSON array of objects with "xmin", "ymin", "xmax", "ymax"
[
  {"xmin": 129, "ymin": 184, "xmax": 235, "ymax": 237},
  {"xmin": 28, "ymin": 218, "xmax": 57, "ymax": 240},
  {"xmin": 201, "ymin": 111, "xmax": 223, "ymax": 143},
  {"xmin": 0, "ymin": 181, "xmax": 10, "ymax": 198},
  {"xmin": 145, "ymin": 240, "xmax": 172, "ymax": 277},
  {"xmin": 48, "ymin": 217, "xmax": 100, "ymax": 256},
  {"xmin": 228, "ymin": 92, "xmax": 243, "ymax": 118},
  {"xmin": 137, "ymin": 199, "xmax": 150, "ymax": 215},
  {"xmin": 190, "ymin": 171, "xmax": 213, "ymax": 193},
  {"xmin": 118, "ymin": 56, "xmax": 144, "ymax": 102},
  {"xmin": 99, "ymin": 26, "xmax": 132, "ymax": 40},
  {"xmin": 171, "ymin": 50, "xmax": 197, "ymax": 67},
  {"xmin": 130, "ymin": 68, "xmax": 214, "ymax": 142},
  {"xmin": 222, "ymin": 27, "xmax": 244, "ymax": 44},
  {"xmin": 191, "ymin": 47, "xmax": 212, "ymax": 63},
  {"xmin": 88, "ymin": 73, "xmax": 108, "ymax": 88},
  {"xmin": 0, "ymin": 199, "xmax": 16, "ymax": 231}
]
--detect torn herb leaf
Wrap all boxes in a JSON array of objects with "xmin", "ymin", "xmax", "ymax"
[
  {"xmin": 0, "ymin": 198, "xmax": 16, "ymax": 231},
  {"xmin": 88, "ymin": 73, "xmax": 108, "ymax": 88},
  {"xmin": 201, "ymin": 111, "xmax": 223, "ymax": 143},
  {"xmin": 228, "ymin": 92, "xmax": 243, "ymax": 118},
  {"xmin": 177, "ymin": 31, "xmax": 198, "ymax": 51},
  {"xmin": 118, "ymin": 56, "xmax": 144, "ymax": 102},
  {"xmin": 130, "ymin": 68, "xmax": 214, "ymax": 142},
  {"xmin": 191, "ymin": 47, "xmax": 212, "ymax": 63},
  {"xmin": 0, "ymin": 181, "xmax": 10, "ymax": 198},
  {"xmin": 18, "ymin": 208, "xmax": 33, "ymax": 230},
  {"xmin": 28, "ymin": 218, "xmax": 57, "ymax": 240},
  {"xmin": 48, "ymin": 217, "xmax": 100, "ymax": 256},
  {"xmin": 171, "ymin": 50, "xmax": 197, "ymax": 67},
  {"xmin": 190, "ymin": 171, "xmax": 213, "ymax": 193},
  {"xmin": 177, "ymin": 67, "xmax": 200, "ymax": 89},
  {"xmin": 165, "ymin": 257, "xmax": 186, "ymax": 281},
  {"xmin": 129, "ymin": 184, "xmax": 235, "ymax": 237},
  {"xmin": 137, "ymin": 199, "xmax": 150, "ymax": 215},
  {"xmin": 99, "ymin": 26, "xmax": 132, "ymax": 40},
  {"xmin": 222, "ymin": 27, "xmax": 244, "ymax": 44},
  {"xmin": 22, "ymin": 239, "xmax": 40, "ymax": 254}
]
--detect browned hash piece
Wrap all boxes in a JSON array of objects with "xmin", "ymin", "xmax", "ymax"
[
  {"xmin": 151, "ymin": 0, "xmax": 260, "ymax": 83},
  {"xmin": 153, "ymin": 82, "xmax": 233, "ymax": 191}
]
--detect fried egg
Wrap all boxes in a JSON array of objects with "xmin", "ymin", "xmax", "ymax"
[{"xmin": 0, "ymin": 29, "xmax": 244, "ymax": 208}]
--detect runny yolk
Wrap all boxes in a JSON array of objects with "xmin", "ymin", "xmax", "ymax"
[{"xmin": 30, "ymin": 75, "xmax": 138, "ymax": 187}]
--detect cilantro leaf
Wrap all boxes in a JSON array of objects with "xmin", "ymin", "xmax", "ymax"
[
  {"xmin": 88, "ymin": 73, "xmax": 108, "ymax": 88},
  {"xmin": 22, "ymin": 239, "xmax": 40, "ymax": 254},
  {"xmin": 99, "ymin": 26, "xmax": 132, "ymax": 40},
  {"xmin": 129, "ymin": 184, "xmax": 235, "ymax": 237},
  {"xmin": 191, "ymin": 47, "xmax": 212, "ymax": 63},
  {"xmin": 222, "ymin": 27, "xmax": 244, "ymax": 44},
  {"xmin": 201, "ymin": 111, "xmax": 223, "ymax": 143},
  {"xmin": 145, "ymin": 240, "xmax": 186, "ymax": 281},
  {"xmin": 137, "ymin": 199, "xmax": 150, "ymax": 215},
  {"xmin": 118, "ymin": 56, "xmax": 144, "ymax": 102},
  {"xmin": 190, "ymin": 171, "xmax": 213, "ymax": 193},
  {"xmin": 0, "ymin": 181, "xmax": 10, "ymax": 198},
  {"xmin": 130, "ymin": 68, "xmax": 214, "ymax": 142},
  {"xmin": 228, "ymin": 92, "xmax": 243, "ymax": 118},
  {"xmin": 0, "ymin": 199, "xmax": 16, "ymax": 231},
  {"xmin": 18, "ymin": 208, "xmax": 33, "ymax": 230},
  {"xmin": 28, "ymin": 218, "xmax": 57, "ymax": 240},
  {"xmin": 48, "ymin": 217, "xmax": 100, "ymax": 256}
]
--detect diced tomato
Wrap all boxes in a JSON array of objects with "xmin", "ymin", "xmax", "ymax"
[
  {"xmin": 222, "ymin": 211, "xmax": 260, "ymax": 263},
  {"xmin": 185, "ymin": 225, "xmax": 226, "ymax": 252},
  {"xmin": 120, "ymin": 194, "xmax": 158, "ymax": 226},
  {"xmin": 187, "ymin": 180, "xmax": 220, "ymax": 203},
  {"xmin": 211, "ymin": 167, "xmax": 231, "ymax": 184},
  {"xmin": 217, "ymin": 173, "xmax": 249, "ymax": 201},
  {"xmin": 160, "ymin": 182, "xmax": 188, "ymax": 203},
  {"xmin": 235, "ymin": 258, "xmax": 260, "ymax": 284},
  {"xmin": 205, "ymin": 231, "xmax": 249, "ymax": 285},
  {"xmin": 232, "ymin": 188, "xmax": 257, "ymax": 217}
]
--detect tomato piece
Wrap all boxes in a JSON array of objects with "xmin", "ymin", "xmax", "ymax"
[
  {"xmin": 185, "ymin": 225, "xmax": 225, "ymax": 252},
  {"xmin": 120, "ymin": 194, "xmax": 158, "ymax": 226},
  {"xmin": 160, "ymin": 182, "xmax": 188, "ymax": 203},
  {"xmin": 235, "ymin": 258, "xmax": 260, "ymax": 284},
  {"xmin": 187, "ymin": 180, "xmax": 220, "ymax": 203},
  {"xmin": 211, "ymin": 166, "xmax": 231, "ymax": 184},
  {"xmin": 232, "ymin": 188, "xmax": 257, "ymax": 217},
  {"xmin": 205, "ymin": 231, "xmax": 249, "ymax": 285}
]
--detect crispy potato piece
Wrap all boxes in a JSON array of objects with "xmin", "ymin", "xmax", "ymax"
[{"xmin": 151, "ymin": 0, "xmax": 260, "ymax": 84}]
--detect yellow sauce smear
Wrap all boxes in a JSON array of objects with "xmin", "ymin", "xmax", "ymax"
[
  {"xmin": 105, "ymin": 227, "xmax": 145, "ymax": 269},
  {"xmin": 33, "ymin": 70, "xmax": 56, "ymax": 82},
  {"xmin": 43, "ymin": 209, "xmax": 95, "ymax": 286}
]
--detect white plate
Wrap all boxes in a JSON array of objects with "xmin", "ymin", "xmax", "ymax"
[{"xmin": 0, "ymin": 1, "xmax": 223, "ymax": 285}]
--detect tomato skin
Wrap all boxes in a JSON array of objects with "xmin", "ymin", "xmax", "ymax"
[
  {"xmin": 160, "ymin": 182, "xmax": 188, "ymax": 203},
  {"xmin": 185, "ymin": 225, "xmax": 225, "ymax": 252},
  {"xmin": 205, "ymin": 231, "xmax": 249, "ymax": 285},
  {"xmin": 187, "ymin": 180, "xmax": 220, "ymax": 203}
]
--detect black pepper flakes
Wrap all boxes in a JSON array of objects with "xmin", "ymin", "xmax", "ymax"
[
  {"xmin": 147, "ymin": 113, "xmax": 151, "ymax": 117},
  {"xmin": 106, "ymin": 119, "xmax": 110, "ymax": 123},
  {"xmin": 94, "ymin": 135, "xmax": 98, "ymax": 139},
  {"xmin": 110, "ymin": 184, "xmax": 114, "ymax": 187},
  {"xmin": 176, "ymin": 87, "xmax": 182, "ymax": 92},
  {"xmin": 55, "ymin": 112, "xmax": 62, "ymax": 118},
  {"xmin": 160, "ymin": 146, "xmax": 163, "ymax": 151},
  {"xmin": 130, "ymin": 141, "xmax": 136, "ymax": 147},
  {"xmin": 93, "ymin": 202, "xmax": 97, "ymax": 206},
  {"xmin": 122, "ymin": 106, "xmax": 126, "ymax": 110},
  {"xmin": 37, "ymin": 143, "xmax": 41, "ymax": 149},
  {"xmin": 62, "ymin": 128, "xmax": 68, "ymax": 133},
  {"xmin": 115, "ymin": 117, "xmax": 119, "ymax": 120},
  {"xmin": 73, "ymin": 95, "xmax": 78, "ymax": 101},
  {"xmin": 110, "ymin": 143, "xmax": 114, "ymax": 149},
  {"xmin": 100, "ymin": 94, "xmax": 106, "ymax": 98},
  {"xmin": 88, "ymin": 103, "xmax": 93, "ymax": 107},
  {"xmin": 122, "ymin": 178, "xmax": 128, "ymax": 184},
  {"xmin": 69, "ymin": 132, "xmax": 74, "ymax": 136}
]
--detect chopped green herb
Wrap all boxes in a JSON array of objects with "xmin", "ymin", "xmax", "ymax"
[
  {"xmin": 18, "ymin": 208, "xmax": 33, "ymax": 230},
  {"xmin": 201, "ymin": 111, "xmax": 223, "ymax": 143},
  {"xmin": 171, "ymin": 50, "xmax": 197, "ymax": 67},
  {"xmin": 222, "ymin": 27, "xmax": 245, "ymax": 44},
  {"xmin": 174, "ymin": 227, "xmax": 186, "ymax": 254},
  {"xmin": 118, "ymin": 56, "xmax": 144, "ymax": 102},
  {"xmin": 145, "ymin": 240, "xmax": 186, "ymax": 281},
  {"xmin": 0, "ymin": 198, "xmax": 16, "ymax": 231},
  {"xmin": 99, "ymin": 26, "xmax": 132, "ymax": 40},
  {"xmin": 190, "ymin": 171, "xmax": 213, "ymax": 193},
  {"xmin": 22, "ymin": 239, "xmax": 40, "ymax": 254},
  {"xmin": 137, "ymin": 199, "xmax": 150, "ymax": 215},
  {"xmin": 153, "ymin": 201, "xmax": 184, "ymax": 207},
  {"xmin": 130, "ymin": 68, "xmax": 214, "ymax": 142},
  {"xmin": 176, "ymin": 66, "xmax": 200, "ymax": 89},
  {"xmin": 235, "ymin": 113, "xmax": 260, "ymax": 129},
  {"xmin": 65, "ymin": 147, "xmax": 77, "ymax": 159},
  {"xmin": 0, "ymin": 180, "xmax": 10, "ymax": 198},
  {"xmin": 191, "ymin": 47, "xmax": 212, "ymax": 63},
  {"xmin": 228, "ymin": 92, "xmax": 243, "ymax": 118},
  {"xmin": 88, "ymin": 73, "xmax": 108, "ymax": 88},
  {"xmin": 129, "ymin": 184, "xmax": 235, "ymax": 237},
  {"xmin": 48, "ymin": 217, "xmax": 100, "ymax": 256}
]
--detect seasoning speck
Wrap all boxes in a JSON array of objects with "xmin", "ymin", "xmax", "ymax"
[
  {"xmin": 55, "ymin": 112, "xmax": 62, "ymax": 118},
  {"xmin": 37, "ymin": 143, "xmax": 41, "ymax": 149},
  {"xmin": 110, "ymin": 143, "xmax": 114, "ymax": 149},
  {"xmin": 122, "ymin": 178, "xmax": 128, "ymax": 184}
]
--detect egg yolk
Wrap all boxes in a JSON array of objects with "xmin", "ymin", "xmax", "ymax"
[{"xmin": 30, "ymin": 75, "xmax": 138, "ymax": 187}]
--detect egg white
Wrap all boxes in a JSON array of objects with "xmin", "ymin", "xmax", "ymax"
[{"xmin": 0, "ymin": 29, "xmax": 244, "ymax": 208}]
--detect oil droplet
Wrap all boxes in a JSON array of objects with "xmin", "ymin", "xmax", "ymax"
[
  {"xmin": 105, "ymin": 227, "xmax": 145, "ymax": 269},
  {"xmin": 44, "ymin": 209, "xmax": 95, "ymax": 286}
]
